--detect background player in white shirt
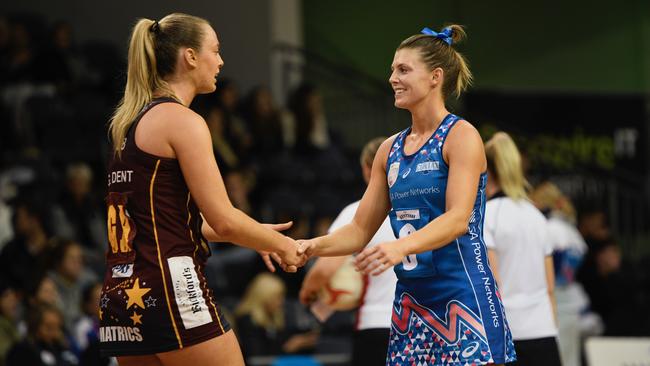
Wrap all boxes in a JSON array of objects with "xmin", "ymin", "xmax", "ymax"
[
  {"xmin": 484, "ymin": 132, "xmax": 561, "ymax": 366},
  {"xmin": 531, "ymin": 181, "xmax": 593, "ymax": 366},
  {"xmin": 299, "ymin": 137, "xmax": 397, "ymax": 366}
]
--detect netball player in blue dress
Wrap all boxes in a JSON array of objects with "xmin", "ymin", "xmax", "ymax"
[{"xmin": 298, "ymin": 25, "xmax": 516, "ymax": 365}]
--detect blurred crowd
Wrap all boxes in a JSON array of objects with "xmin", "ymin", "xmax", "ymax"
[
  {"xmin": 0, "ymin": 13, "xmax": 648, "ymax": 366},
  {"xmin": 0, "ymin": 13, "xmax": 359, "ymax": 366}
]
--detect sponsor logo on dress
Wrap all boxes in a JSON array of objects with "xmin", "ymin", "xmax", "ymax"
[
  {"xmin": 168, "ymin": 256, "xmax": 212, "ymax": 330},
  {"xmin": 461, "ymin": 341, "xmax": 480, "ymax": 358},
  {"xmin": 111, "ymin": 264, "xmax": 134, "ymax": 278},
  {"xmin": 396, "ymin": 209, "xmax": 420, "ymax": 221},
  {"xmin": 402, "ymin": 168, "xmax": 411, "ymax": 179},
  {"xmin": 388, "ymin": 162, "xmax": 400, "ymax": 188},
  {"xmin": 416, "ymin": 161, "xmax": 439, "ymax": 173}
]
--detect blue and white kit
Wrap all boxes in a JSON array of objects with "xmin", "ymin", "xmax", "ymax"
[{"xmin": 385, "ymin": 114, "xmax": 516, "ymax": 365}]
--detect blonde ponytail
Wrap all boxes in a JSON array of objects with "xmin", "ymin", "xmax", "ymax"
[
  {"xmin": 531, "ymin": 181, "xmax": 578, "ymax": 223},
  {"xmin": 109, "ymin": 13, "xmax": 209, "ymax": 157},
  {"xmin": 485, "ymin": 132, "xmax": 529, "ymax": 200}
]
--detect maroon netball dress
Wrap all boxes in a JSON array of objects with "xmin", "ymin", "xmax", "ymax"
[{"xmin": 100, "ymin": 97, "xmax": 230, "ymax": 357}]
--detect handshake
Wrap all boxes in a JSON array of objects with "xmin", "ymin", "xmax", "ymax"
[
  {"xmin": 258, "ymin": 222, "xmax": 404, "ymax": 276},
  {"xmin": 257, "ymin": 234, "xmax": 318, "ymax": 273}
]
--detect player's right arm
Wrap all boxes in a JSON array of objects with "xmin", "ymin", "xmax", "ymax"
[
  {"xmin": 165, "ymin": 105, "xmax": 305, "ymax": 269},
  {"xmin": 299, "ymin": 137, "xmax": 394, "ymax": 257}
]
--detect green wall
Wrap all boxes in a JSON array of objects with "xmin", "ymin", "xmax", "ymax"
[{"xmin": 304, "ymin": 0, "xmax": 650, "ymax": 93}]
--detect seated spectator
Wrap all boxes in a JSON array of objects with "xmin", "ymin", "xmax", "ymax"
[
  {"xmin": 51, "ymin": 163, "xmax": 105, "ymax": 260},
  {"xmin": 224, "ymin": 169, "xmax": 254, "ymax": 216},
  {"xmin": 240, "ymin": 86, "xmax": 286, "ymax": 155},
  {"xmin": 577, "ymin": 206, "xmax": 610, "ymax": 243},
  {"xmin": 204, "ymin": 105, "xmax": 240, "ymax": 173},
  {"xmin": 6, "ymin": 303, "xmax": 78, "ymax": 366},
  {"xmin": 24, "ymin": 275, "xmax": 64, "ymax": 320},
  {"xmin": 33, "ymin": 21, "xmax": 85, "ymax": 92},
  {"xmin": 72, "ymin": 282, "xmax": 100, "ymax": 351},
  {"xmin": 577, "ymin": 236, "xmax": 644, "ymax": 335},
  {"xmin": 3, "ymin": 19, "xmax": 36, "ymax": 84},
  {"xmin": 286, "ymin": 83, "xmax": 331, "ymax": 155},
  {"xmin": 73, "ymin": 282, "xmax": 110, "ymax": 366},
  {"xmin": 0, "ymin": 196, "xmax": 52, "ymax": 293},
  {"xmin": 47, "ymin": 239, "xmax": 96, "ymax": 333},
  {"xmin": 0, "ymin": 279, "xmax": 20, "ymax": 366},
  {"xmin": 0, "ymin": 195, "xmax": 12, "ymax": 250},
  {"xmin": 234, "ymin": 273, "xmax": 318, "ymax": 360},
  {"xmin": 214, "ymin": 78, "xmax": 252, "ymax": 161}
]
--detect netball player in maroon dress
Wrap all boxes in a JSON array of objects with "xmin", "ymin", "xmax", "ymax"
[{"xmin": 101, "ymin": 13, "xmax": 305, "ymax": 366}]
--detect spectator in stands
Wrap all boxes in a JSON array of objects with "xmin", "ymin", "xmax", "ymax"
[
  {"xmin": 51, "ymin": 163, "xmax": 105, "ymax": 259},
  {"xmin": 72, "ymin": 282, "xmax": 102, "ymax": 361},
  {"xmin": 186, "ymin": 78, "xmax": 253, "ymax": 164},
  {"xmin": 0, "ymin": 196, "xmax": 52, "ymax": 292},
  {"xmin": 0, "ymin": 194, "xmax": 13, "ymax": 249},
  {"xmin": 204, "ymin": 104, "xmax": 240, "ymax": 172},
  {"xmin": 25, "ymin": 275, "xmax": 64, "ymax": 313},
  {"xmin": 576, "ymin": 236, "xmax": 642, "ymax": 335},
  {"xmin": 286, "ymin": 83, "xmax": 331, "ymax": 155},
  {"xmin": 3, "ymin": 19, "xmax": 36, "ymax": 84},
  {"xmin": 240, "ymin": 86, "xmax": 285, "ymax": 155},
  {"xmin": 234, "ymin": 273, "xmax": 318, "ymax": 360},
  {"xmin": 0, "ymin": 279, "xmax": 20, "ymax": 366},
  {"xmin": 0, "ymin": 16, "xmax": 11, "ymax": 84},
  {"xmin": 34, "ymin": 21, "xmax": 82, "ymax": 90},
  {"xmin": 224, "ymin": 169, "xmax": 254, "ymax": 216},
  {"xmin": 215, "ymin": 79, "xmax": 252, "ymax": 159},
  {"xmin": 5, "ymin": 303, "xmax": 78, "ymax": 366},
  {"xmin": 47, "ymin": 239, "xmax": 96, "ymax": 333},
  {"xmin": 577, "ymin": 206, "xmax": 610, "ymax": 243}
]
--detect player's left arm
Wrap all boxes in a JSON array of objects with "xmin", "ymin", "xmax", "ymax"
[{"xmin": 355, "ymin": 121, "xmax": 485, "ymax": 274}]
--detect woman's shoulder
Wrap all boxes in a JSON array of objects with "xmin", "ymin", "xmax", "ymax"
[
  {"xmin": 448, "ymin": 118, "xmax": 480, "ymax": 139},
  {"xmin": 144, "ymin": 102, "xmax": 208, "ymax": 140},
  {"xmin": 152, "ymin": 101, "xmax": 203, "ymax": 124}
]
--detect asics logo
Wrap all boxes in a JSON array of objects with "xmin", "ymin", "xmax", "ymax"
[{"xmin": 461, "ymin": 341, "xmax": 480, "ymax": 358}]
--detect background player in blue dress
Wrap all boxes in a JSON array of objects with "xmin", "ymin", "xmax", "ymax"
[{"xmin": 298, "ymin": 25, "xmax": 516, "ymax": 365}]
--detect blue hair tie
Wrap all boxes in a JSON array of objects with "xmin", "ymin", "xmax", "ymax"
[{"xmin": 421, "ymin": 27, "xmax": 453, "ymax": 45}]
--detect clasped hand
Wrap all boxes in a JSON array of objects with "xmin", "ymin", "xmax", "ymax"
[
  {"xmin": 295, "ymin": 238, "xmax": 405, "ymax": 276},
  {"xmin": 257, "ymin": 222, "xmax": 308, "ymax": 273}
]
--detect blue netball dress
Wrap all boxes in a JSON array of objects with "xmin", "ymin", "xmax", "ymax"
[{"xmin": 385, "ymin": 114, "xmax": 516, "ymax": 366}]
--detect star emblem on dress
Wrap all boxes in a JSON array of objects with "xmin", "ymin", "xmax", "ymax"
[
  {"xmin": 144, "ymin": 296, "xmax": 157, "ymax": 308},
  {"xmin": 130, "ymin": 311, "xmax": 143, "ymax": 325},
  {"xmin": 125, "ymin": 278, "xmax": 151, "ymax": 310},
  {"xmin": 100, "ymin": 294, "xmax": 110, "ymax": 308}
]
